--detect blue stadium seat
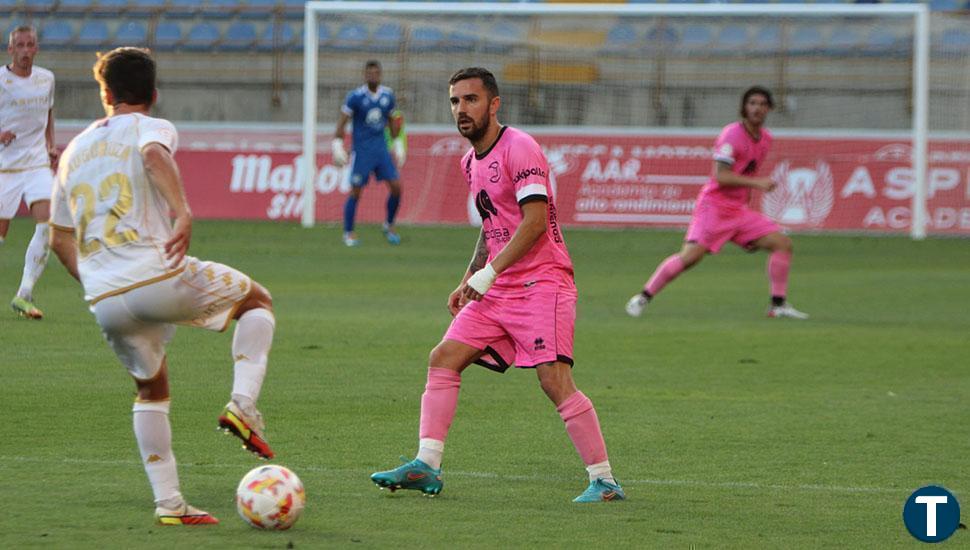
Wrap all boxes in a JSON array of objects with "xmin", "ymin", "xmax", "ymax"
[
  {"xmin": 929, "ymin": 0, "xmax": 961, "ymax": 10},
  {"xmin": 201, "ymin": 0, "xmax": 241, "ymax": 19},
  {"xmin": 40, "ymin": 21, "xmax": 75, "ymax": 49},
  {"xmin": 483, "ymin": 21, "xmax": 523, "ymax": 54},
  {"xmin": 645, "ymin": 26, "xmax": 678, "ymax": 51},
  {"xmin": 282, "ymin": 0, "xmax": 304, "ymax": 20},
  {"xmin": 865, "ymin": 27, "xmax": 899, "ymax": 52},
  {"xmin": 938, "ymin": 28, "xmax": 970, "ymax": 54},
  {"xmin": 76, "ymin": 20, "xmax": 111, "ymax": 50},
  {"xmin": 223, "ymin": 21, "xmax": 257, "ymax": 51},
  {"xmin": 240, "ymin": 0, "xmax": 280, "ymax": 19},
  {"xmin": 753, "ymin": 25, "xmax": 781, "ymax": 52},
  {"xmin": 184, "ymin": 22, "xmax": 220, "ymax": 51},
  {"xmin": 788, "ymin": 26, "xmax": 823, "ymax": 54},
  {"xmin": 827, "ymin": 27, "xmax": 862, "ymax": 53},
  {"xmin": 114, "ymin": 20, "xmax": 148, "ymax": 46},
  {"xmin": 409, "ymin": 26, "xmax": 443, "ymax": 52},
  {"xmin": 24, "ymin": 0, "xmax": 56, "ymax": 12},
  {"xmin": 153, "ymin": 21, "xmax": 182, "ymax": 50},
  {"xmin": 716, "ymin": 25, "xmax": 749, "ymax": 51},
  {"xmin": 331, "ymin": 22, "xmax": 369, "ymax": 51},
  {"xmin": 92, "ymin": 0, "xmax": 130, "ymax": 17},
  {"xmin": 167, "ymin": 0, "xmax": 200, "ymax": 18},
  {"xmin": 58, "ymin": 0, "xmax": 96, "ymax": 15},
  {"xmin": 129, "ymin": 0, "xmax": 166, "ymax": 15},
  {"xmin": 680, "ymin": 24, "xmax": 712, "ymax": 52},
  {"xmin": 256, "ymin": 21, "xmax": 296, "ymax": 52},
  {"xmin": 371, "ymin": 23, "xmax": 402, "ymax": 53},
  {"xmin": 444, "ymin": 23, "xmax": 481, "ymax": 53},
  {"xmin": 603, "ymin": 24, "xmax": 639, "ymax": 53}
]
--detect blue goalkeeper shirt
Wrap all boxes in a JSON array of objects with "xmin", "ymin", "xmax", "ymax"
[{"xmin": 342, "ymin": 85, "xmax": 396, "ymax": 156}]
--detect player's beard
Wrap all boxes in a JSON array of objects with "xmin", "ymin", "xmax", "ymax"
[{"xmin": 457, "ymin": 113, "xmax": 490, "ymax": 142}]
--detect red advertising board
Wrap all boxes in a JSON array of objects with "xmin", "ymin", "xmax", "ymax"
[{"xmin": 56, "ymin": 125, "xmax": 970, "ymax": 235}]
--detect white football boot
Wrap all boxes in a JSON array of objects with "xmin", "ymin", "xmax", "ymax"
[
  {"xmin": 625, "ymin": 294, "xmax": 648, "ymax": 317},
  {"xmin": 767, "ymin": 303, "xmax": 809, "ymax": 320}
]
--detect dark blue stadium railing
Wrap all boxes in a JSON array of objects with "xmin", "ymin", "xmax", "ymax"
[{"xmin": 2, "ymin": 0, "xmax": 967, "ymax": 54}]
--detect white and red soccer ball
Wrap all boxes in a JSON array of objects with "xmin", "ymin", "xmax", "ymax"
[{"xmin": 236, "ymin": 465, "xmax": 306, "ymax": 530}]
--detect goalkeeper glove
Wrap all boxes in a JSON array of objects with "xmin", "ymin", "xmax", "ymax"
[
  {"xmin": 331, "ymin": 138, "xmax": 348, "ymax": 167},
  {"xmin": 393, "ymin": 138, "xmax": 406, "ymax": 168}
]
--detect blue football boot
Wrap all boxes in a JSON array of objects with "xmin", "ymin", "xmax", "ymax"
[
  {"xmin": 573, "ymin": 478, "xmax": 626, "ymax": 503},
  {"xmin": 371, "ymin": 457, "xmax": 443, "ymax": 496}
]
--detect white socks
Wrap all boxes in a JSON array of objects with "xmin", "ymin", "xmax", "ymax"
[
  {"xmin": 17, "ymin": 223, "xmax": 49, "ymax": 299},
  {"xmin": 132, "ymin": 400, "xmax": 183, "ymax": 510},
  {"xmin": 416, "ymin": 438, "xmax": 444, "ymax": 470},
  {"xmin": 586, "ymin": 460, "xmax": 616, "ymax": 485},
  {"xmin": 231, "ymin": 308, "xmax": 275, "ymax": 405}
]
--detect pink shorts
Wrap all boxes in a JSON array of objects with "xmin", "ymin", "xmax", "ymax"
[
  {"xmin": 686, "ymin": 200, "xmax": 780, "ymax": 254},
  {"xmin": 444, "ymin": 289, "xmax": 576, "ymax": 371}
]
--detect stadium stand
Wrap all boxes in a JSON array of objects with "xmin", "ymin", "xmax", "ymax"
[
  {"xmin": 184, "ymin": 21, "xmax": 220, "ymax": 51},
  {"xmin": 115, "ymin": 20, "xmax": 148, "ymax": 45},
  {"xmin": 76, "ymin": 20, "xmax": 111, "ymax": 50},
  {"xmin": 154, "ymin": 20, "xmax": 183, "ymax": 50}
]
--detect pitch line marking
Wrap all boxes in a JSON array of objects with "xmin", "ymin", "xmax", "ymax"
[{"xmin": 0, "ymin": 455, "xmax": 913, "ymax": 495}]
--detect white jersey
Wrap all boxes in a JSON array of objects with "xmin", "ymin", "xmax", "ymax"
[
  {"xmin": 51, "ymin": 113, "xmax": 181, "ymax": 303},
  {"xmin": 0, "ymin": 64, "xmax": 54, "ymax": 171}
]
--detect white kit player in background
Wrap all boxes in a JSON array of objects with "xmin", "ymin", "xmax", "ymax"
[
  {"xmin": 0, "ymin": 25, "xmax": 57, "ymax": 319},
  {"xmin": 49, "ymin": 48, "xmax": 278, "ymax": 526}
]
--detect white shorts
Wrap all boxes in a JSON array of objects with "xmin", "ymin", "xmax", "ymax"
[
  {"xmin": 0, "ymin": 167, "xmax": 54, "ymax": 219},
  {"xmin": 92, "ymin": 257, "xmax": 253, "ymax": 380}
]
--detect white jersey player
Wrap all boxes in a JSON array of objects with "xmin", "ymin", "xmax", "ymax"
[
  {"xmin": 49, "ymin": 48, "xmax": 277, "ymax": 526},
  {"xmin": 0, "ymin": 25, "xmax": 57, "ymax": 318}
]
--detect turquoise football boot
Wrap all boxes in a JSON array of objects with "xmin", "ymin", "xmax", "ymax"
[
  {"xmin": 371, "ymin": 457, "xmax": 443, "ymax": 496},
  {"xmin": 573, "ymin": 478, "xmax": 626, "ymax": 503}
]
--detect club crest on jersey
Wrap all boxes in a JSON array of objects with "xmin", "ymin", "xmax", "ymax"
[
  {"xmin": 763, "ymin": 160, "xmax": 835, "ymax": 227},
  {"xmin": 475, "ymin": 190, "xmax": 498, "ymax": 223},
  {"xmin": 365, "ymin": 107, "xmax": 383, "ymax": 127},
  {"xmin": 488, "ymin": 161, "xmax": 501, "ymax": 183}
]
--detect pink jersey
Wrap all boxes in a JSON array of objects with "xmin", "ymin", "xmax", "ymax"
[
  {"xmin": 461, "ymin": 126, "xmax": 574, "ymax": 296},
  {"xmin": 697, "ymin": 121, "xmax": 773, "ymax": 208}
]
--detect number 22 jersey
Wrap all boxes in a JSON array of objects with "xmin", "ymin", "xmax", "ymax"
[{"xmin": 51, "ymin": 113, "xmax": 181, "ymax": 303}]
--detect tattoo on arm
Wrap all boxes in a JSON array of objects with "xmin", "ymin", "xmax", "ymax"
[{"xmin": 468, "ymin": 230, "xmax": 488, "ymax": 273}]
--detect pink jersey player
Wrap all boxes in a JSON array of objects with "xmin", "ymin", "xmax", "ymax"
[
  {"xmin": 460, "ymin": 125, "xmax": 574, "ymax": 296},
  {"xmin": 370, "ymin": 67, "xmax": 624, "ymax": 504},
  {"xmin": 625, "ymin": 86, "xmax": 809, "ymax": 320}
]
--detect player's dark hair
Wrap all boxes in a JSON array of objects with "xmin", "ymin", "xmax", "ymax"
[
  {"xmin": 449, "ymin": 67, "xmax": 500, "ymax": 99},
  {"xmin": 93, "ymin": 47, "xmax": 155, "ymax": 107},
  {"xmin": 365, "ymin": 60, "xmax": 381, "ymax": 70},
  {"xmin": 740, "ymin": 85, "xmax": 774, "ymax": 117}
]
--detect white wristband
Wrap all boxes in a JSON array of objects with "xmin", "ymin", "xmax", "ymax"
[{"xmin": 466, "ymin": 263, "xmax": 497, "ymax": 295}]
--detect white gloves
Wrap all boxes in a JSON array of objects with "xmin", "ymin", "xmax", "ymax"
[
  {"xmin": 392, "ymin": 138, "xmax": 406, "ymax": 168},
  {"xmin": 466, "ymin": 263, "xmax": 497, "ymax": 295},
  {"xmin": 331, "ymin": 138, "xmax": 348, "ymax": 167}
]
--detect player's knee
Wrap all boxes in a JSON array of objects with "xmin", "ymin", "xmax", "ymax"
[
  {"xmin": 134, "ymin": 367, "xmax": 170, "ymax": 401},
  {"xmin": 427, "ymin": 342, "xmax": 462, "ymax": 372},
  {"xmin": 777, "ymin": 236, "xmax": 793, "ymax": 253}
]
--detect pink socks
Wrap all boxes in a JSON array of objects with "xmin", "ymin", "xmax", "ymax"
[
  {"xmin": 418, "ymin": 367, "xmax": 461, "ymax": 443},
  {"xmin": 556, "ymin": 391, "xmax": 608, "ymax": 467},
  {"xmin": 645, "ymin": 254, "xmax": 686, "ymax": 297},
  {"xmin": 768, "ymin": 251, "xmax": 791, "ymax": 299}
]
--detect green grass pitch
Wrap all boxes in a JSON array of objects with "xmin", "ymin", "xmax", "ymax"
[{"xmin": 1, "ymin": 219, "xmax": 967, "ymax": 548}]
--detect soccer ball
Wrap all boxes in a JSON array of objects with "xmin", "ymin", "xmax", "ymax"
[{"xmin": 235, "ymin": 465, "xmax": 306, "ymax": 530}]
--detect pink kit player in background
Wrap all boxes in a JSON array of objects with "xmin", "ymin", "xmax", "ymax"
[
  {"xmin": 370, "ymin": 67, "xmax": 625, "ymax": 503},
  {"xmin": 626, "ymin": 86, "xmax": 809, "ymax": 320}
]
